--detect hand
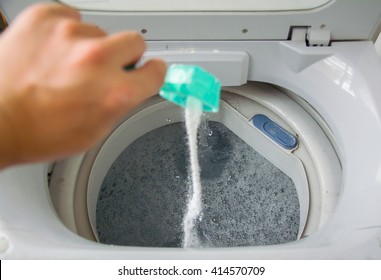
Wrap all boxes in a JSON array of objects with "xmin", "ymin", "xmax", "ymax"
[{"xmin": 0, "ymin": 3, "xmax": 166, "ymax": 168}]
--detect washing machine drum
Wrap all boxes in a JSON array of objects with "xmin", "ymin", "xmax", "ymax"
[{"xmin": 49, "ymin": 82, "xmax": 341, "ymax": 248}]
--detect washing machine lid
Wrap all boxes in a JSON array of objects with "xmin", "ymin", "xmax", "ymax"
[
  {"xmin": 60, "ymin": 0, "xmax": 332, "ymax": 12},
  {"xmin": 54, "ymin": 0, "xmax": 381, "ymax": 41}
]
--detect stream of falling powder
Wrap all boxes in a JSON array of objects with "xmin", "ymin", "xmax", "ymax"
[{"xmin": 183, "ymin": 96, "xmax": 203, "ymax": 248}]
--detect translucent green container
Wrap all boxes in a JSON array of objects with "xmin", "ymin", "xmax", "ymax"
[{"xmin": 159, "ymin": 64, "xmax": 221, "ymax": 112}]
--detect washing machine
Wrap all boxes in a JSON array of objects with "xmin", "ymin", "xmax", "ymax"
[{"xmin": 0, "ymin": 0, "xmax": 381, "ymax": 259}]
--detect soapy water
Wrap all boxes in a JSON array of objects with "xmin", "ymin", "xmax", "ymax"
[{"xmin": 96, "ymin": 121, "xmax": 300, "ymax": 247}]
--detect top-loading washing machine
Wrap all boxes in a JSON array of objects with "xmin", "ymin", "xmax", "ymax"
[{"xmin": 0, "ymin": 0, "xmax": 381, "ymax": 259}]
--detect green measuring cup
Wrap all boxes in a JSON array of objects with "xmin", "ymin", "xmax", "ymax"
[{"xmin": 159, "ymin": 64, "xmax": 221, "ymax": 112}]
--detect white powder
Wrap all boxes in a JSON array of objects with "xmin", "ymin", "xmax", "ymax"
[{"xmin": 183, "ymin": 96, "xmax": 203, "ymax": 248}]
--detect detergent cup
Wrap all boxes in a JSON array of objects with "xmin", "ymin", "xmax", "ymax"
[{"xmin": 159, "ymin": 64, "xmax": 221, "ymax": 112}]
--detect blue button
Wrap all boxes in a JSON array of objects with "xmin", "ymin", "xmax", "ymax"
[{"xmin": 252, "ymin": 114, "xmax": 297, "ymax": 150}]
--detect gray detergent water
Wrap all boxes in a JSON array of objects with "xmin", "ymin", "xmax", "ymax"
[{"xmin": 96, "ymin": 120, "xmax": 300, "ymax": 247}]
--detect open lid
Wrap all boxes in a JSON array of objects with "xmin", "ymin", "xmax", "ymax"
[
  {"xmin": 59, "ymin": 0, "xmax": 381, "ymax": 41},
  {"xmin": 1, "ymin": 0, "xmax": 381, "ymax": 41},
  {"xmin": 60, "ymin": 0, "xmax": 332, "ymax": 12}
]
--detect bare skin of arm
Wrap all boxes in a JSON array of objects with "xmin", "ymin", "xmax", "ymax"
[{"xmin": 0, "ymin": 3, "xmax": 166, "ymax": 169}]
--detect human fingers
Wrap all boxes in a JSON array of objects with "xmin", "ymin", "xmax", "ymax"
[
  {"xmin": 61, "ymin": 21, "xmax": 107, "ymax": 38},
  {"xmin": 120, "ymin": 59, "xmax": 167, "ymax": 110},
  {"xmin": 100, "ymin": 31, "xmax": 146, "ymax": 67},
  {"xmin": 101, "ymin": 59, "xmax": 167, "ymax": 120}
]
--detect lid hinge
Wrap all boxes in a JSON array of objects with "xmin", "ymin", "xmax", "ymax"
[{"xmin": 289, "ymin": 26, "xmax": 331, "ymax": 47}]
